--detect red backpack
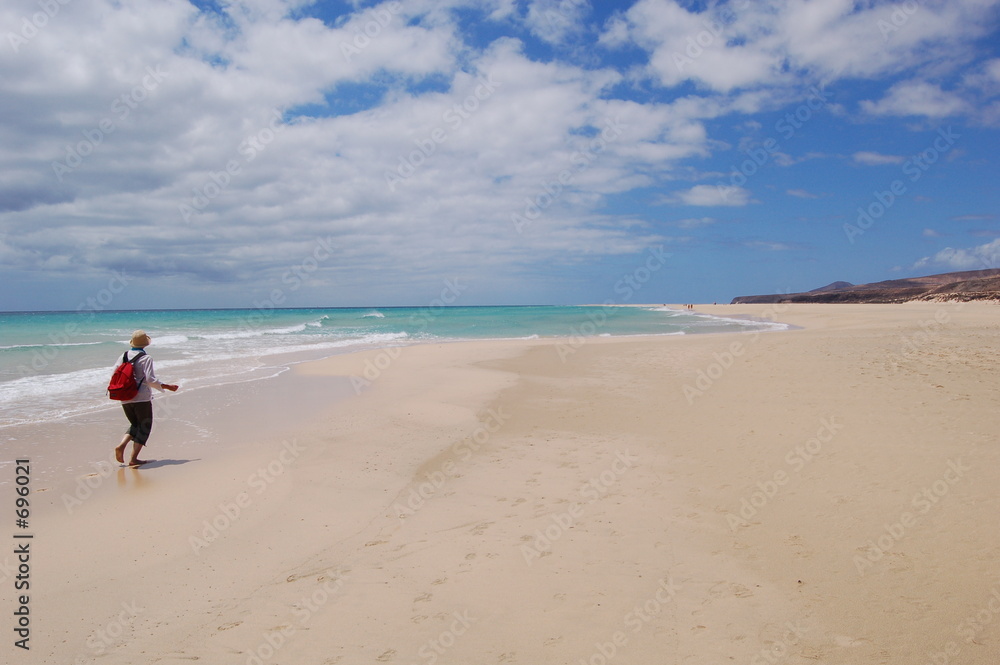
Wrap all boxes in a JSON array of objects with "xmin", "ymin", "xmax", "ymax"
[{"xmin": 108, "ymin": 350, "xmax": 146, "ymax": 401}]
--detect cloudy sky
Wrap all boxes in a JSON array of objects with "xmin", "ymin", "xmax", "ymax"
[{"xmin": 2, "ymin": 0, "xmax": 999, "ymax": 310}]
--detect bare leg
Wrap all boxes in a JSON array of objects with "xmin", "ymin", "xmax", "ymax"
[
  {"xmin": 115, "ymin": 434, "xmax": 132, "ymax": 464},
  {"xmin": 128, "ymin": 442, "xmax": 148, "ymax": 466}
]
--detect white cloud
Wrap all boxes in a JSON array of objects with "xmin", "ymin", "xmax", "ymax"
[
  {"xmin": 861, "ymin": 80, "xmax": 968, "ymax": 118},
  {"xmin": 744, "ymin": 240, "xmax": 796, "ymax": 252},
  {"xmin": 852, "ymin": 151, "xmax": 905, "ymax": 166},
  {"xmin": 524, "ymin": 0, "xmax": 591, "ymax": 44},
  {"xmin": 598, "ymin": 14, "xmax": 631, "ymax": 48},
  {"xmin": 914, "ymin": 239, "xmax": 1000, "ymax": 271},
  {"xmin": 2, "ymin": 1, "xmax": 710, "ymax": 303},
  {"xmin": 621, "ymin": 0, "xmax": 777, "ymax": 92},
  {"xmin": 675, "ymin": 217, "xmax": 716, "ymax": 229},
  {"xmin": 674, "ymin": 185, "xmax": 751, "ymax": 207},
  {"xmin": 605, "ymin": 0, "xmax": 999, "ymax": 97},
  {"xmin": 786, "ymin": 188, "xmax": 818, "ymax": 199},
  {"xmin": 2, "ymin": 0, "xmax": 998, "ymax": 307}
]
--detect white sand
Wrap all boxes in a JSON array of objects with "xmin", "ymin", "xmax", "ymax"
[{"xmin": 15, "ymin": 302, "xmax": 1000, "ymax": 664}]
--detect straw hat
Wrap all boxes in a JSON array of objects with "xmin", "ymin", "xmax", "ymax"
[{"xmin": 130, "ymin": 330, "xmax": 151, "ymax": 348}]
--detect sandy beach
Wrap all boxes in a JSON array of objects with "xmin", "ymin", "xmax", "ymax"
[{"xmin": 13, "ymin": 302, "xmax": 1000, "ymax": 664}]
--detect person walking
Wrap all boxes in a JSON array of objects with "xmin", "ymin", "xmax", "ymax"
[{"xmin": 114, "ymin": 330, "xmax": 178, "ymax": 467}]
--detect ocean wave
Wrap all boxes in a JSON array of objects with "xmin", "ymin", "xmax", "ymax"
[
  {"xmin": 686, "ymin": 311, "xmax": 790, "ymax": 331},
  {"xmin": 0, "ymin": 366, "xmax": 112, "ymax": 406},
  {"xmin": 269, "ymin": 323, "xmax": 308, "ymax": 335},
  {"xmin": 149, "ymin": 334, "xmax": 190, "ymax": 346},
  {"xmin": 361, "ymin": 310, "xmax": 385, "ymax": 319},
  {"xmin": 198, "ymin": 322, "xmax": 309, "ymax": 340},
  {"xmin": 0, "ymin": 340, "xmax": 108, "ymax": 351}
]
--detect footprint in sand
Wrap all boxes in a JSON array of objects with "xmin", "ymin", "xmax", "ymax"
[
  {"xmin": 376, "ymin": 649, "xmax": 396, "ymax": 661},
  {"xmin": 731, "ymin": 584, "xmax": 754, "ymax": 598},
  {"xmin": 470, "ymin": 522, "xmax": 493, "ymax": 535},
  {"xmin": 833, "ymin": 635, "xmax": 871, "ymax": 647},
  {"xmin": 708, "ymin": 581, "xmax": 754, "ymax": 598},
  {"xmin": 217, "ymin": 621, "xmax": 242, "ymax": 631},
  {"xmin": 431, "ymin": 578, "xmax": 447, "ymax": 586},
  {"xmin": 414, "ymin": 592, "xmax": 433, "ymax": 603}
]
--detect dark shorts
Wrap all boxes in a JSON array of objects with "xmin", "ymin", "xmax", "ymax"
[{"xmin": 122, "ymin": 401, "xmax": 154, "ymax": 446}]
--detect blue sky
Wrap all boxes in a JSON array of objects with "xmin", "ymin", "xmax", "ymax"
[{"xmin": 1, "ymin": 0, "xmax": 999, "ymax": 310}]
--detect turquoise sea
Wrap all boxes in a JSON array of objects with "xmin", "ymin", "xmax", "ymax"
[{"xmin": 0, "ymin": 305, "xmax": 786, "ymax": 428}]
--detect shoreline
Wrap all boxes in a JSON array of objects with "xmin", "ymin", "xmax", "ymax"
[
  {"xmin": 11, "ymin": 302, "xmax": 1000, "ymax": 664},
  {"xmin": 3, "ymin": 305, "xmax": 785, "ymax": 493}
]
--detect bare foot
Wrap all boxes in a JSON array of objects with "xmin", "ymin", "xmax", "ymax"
[
  {"xmin": 128, "ymin": 459, "xmax": 149, "ymax": 467},
  {"xmin": 115, "ymin": 444, "xmax": 127, "ymax": 464}
]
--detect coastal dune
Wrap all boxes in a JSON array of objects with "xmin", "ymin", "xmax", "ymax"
[{"xmin": 24, "ymin": 303, "xmax": 1000, "ymax": 664}]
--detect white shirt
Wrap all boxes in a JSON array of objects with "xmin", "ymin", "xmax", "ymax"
[{"xmin": 119, "ymin": 349, "xmax": 164, "ymax": 403}]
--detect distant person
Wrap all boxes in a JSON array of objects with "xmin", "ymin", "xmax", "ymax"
[{"xmin": 114, "ymin": 330, "xmax": 179, "ymax": 467}]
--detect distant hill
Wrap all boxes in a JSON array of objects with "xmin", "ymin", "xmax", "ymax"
[
  {"xmin": 809, "ymin": 281, "xmax": 854, "ymax": 292},
  {"xmin": 731, "ymin": 269, "xmax": 1000, "ymax": 304}
]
